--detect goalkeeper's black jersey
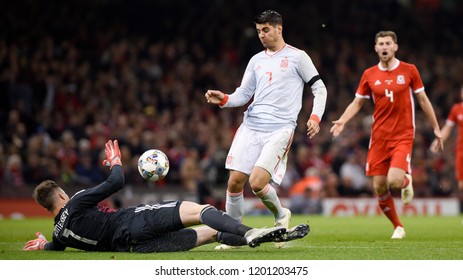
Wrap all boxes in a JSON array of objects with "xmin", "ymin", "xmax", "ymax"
[{"xmin": 45, "ymin": 165, "xmax": 135, "ymax": 252}]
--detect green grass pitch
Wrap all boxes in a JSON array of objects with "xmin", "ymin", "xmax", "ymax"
[{"xmin": 1, "ymin": 215, "xmax": 462, "ymax": 260}]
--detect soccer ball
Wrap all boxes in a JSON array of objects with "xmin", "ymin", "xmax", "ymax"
[{"xmin": 138, "ymin": 149, "xmax": 170, "ymax": 182}]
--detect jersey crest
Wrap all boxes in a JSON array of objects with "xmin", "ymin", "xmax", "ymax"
[
  {"xmin": 397, "ymin": 75, "xmax": 405, "ymax": 84},
  {"xmin": 280, "ymin": 57, "xmax": 289, "ymax": 70}
]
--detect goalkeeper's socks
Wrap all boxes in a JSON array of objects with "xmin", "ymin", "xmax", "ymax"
[
  {"xmin": 200, "ymin": 205, "xmax": 251, "ymax": 236},
  {"xmin": 216, "ymin": 232, "xmax": 247, "ymax": 246}
]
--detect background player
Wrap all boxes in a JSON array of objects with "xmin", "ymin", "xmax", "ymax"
[
  {"xmin": 330, "ymin": 31, "xmax": 443, "ymax": 239},
  {"xmin": 205, "ymin": 10, "xmax": 327, "ymax": 248},
  {"xmin": 431, "ymin": 85, "xmax": 463, "ymax": 216}
]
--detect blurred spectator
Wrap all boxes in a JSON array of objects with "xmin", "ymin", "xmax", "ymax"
[
  {"xmin": 179, "ymin": 149, "xmax": 218, "ymax": 206},
  {"xmin": 288, "ymin": 168, "xmax": 324, "ymax": 214},
  {"xmin": 22, "ymin": 153, "xmax": 46, "ymax": 185},
  {"xmin": 55, "ymin": 130, "xmax": 78, "ymax": 170},
  {"xmin": 74, "ymin": 153, "xmax": 106, "ymax": 186},
  {"xmin": 339, "ymin": 152, "xmax": 372, "ymax": 197},
  {"xmin": 322, "ymin": 171, "xmax": 340, "ymax": 198},
  {"xmin": 289, "ymin": 188, "xmax": 323, "ymax": 215},
  {"xmin": 2, "ymin": 154, "xmax": 26, "ymax": 196},
  {"xmin": 73, "ymin": 138, "xmax": 106, "ymax": 186}
]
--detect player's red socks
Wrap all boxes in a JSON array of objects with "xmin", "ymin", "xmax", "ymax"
[
  {"xmin": 402, "ymin": 176, "xmax": 410, "ymax": 189},
  {"xmin": 377, "ymin": 191, "xmax": 403, "ymax": 228}
]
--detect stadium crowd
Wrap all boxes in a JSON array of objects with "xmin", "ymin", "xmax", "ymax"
[{"xmin": 1, "ymin": 0, "xmax": 462, "ymax": 211}]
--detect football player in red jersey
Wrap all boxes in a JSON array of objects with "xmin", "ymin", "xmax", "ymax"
[
  {"xmin": 431, "ymin": 85, "xmax": 463, "ymax": 210},
  {"xmin": 331, "ymin": 31, "xmax": 443, "ymax": 239}
]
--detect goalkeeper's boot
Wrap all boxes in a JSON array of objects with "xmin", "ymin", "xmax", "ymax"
[
  {"xmin": 401, "ymin": 173, "xmax": 414, "ymax": 205},
  {"xmin": 245, "ymin": 226, "xmax": 286, "ymax": 248},
  {"xmin": 276, "ymin": 224, "xmax": 310, "ymax": 243},
  {"xmin": 274, "ymin": 208, "xmax": 292, "ymax": 248},
  {"xmin": 391, "ymin": 226, "xmax": 406, "ymax": 239}
]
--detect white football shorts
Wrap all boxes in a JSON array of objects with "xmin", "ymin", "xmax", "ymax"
[{"xmin": 225, "ymin": 124, "xmax": 294, "ymax": 185}]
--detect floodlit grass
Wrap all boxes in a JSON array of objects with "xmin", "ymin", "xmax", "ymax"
[{"xmin": 1, "ymin": 215, "xmax": 462, "ymax": 260}]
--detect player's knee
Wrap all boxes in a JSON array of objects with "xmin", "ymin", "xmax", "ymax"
[
  {"xmin": 198, "ymin": 205, "xmax": 216, "ymax": 222},
  {"xmin": 228, "ymin": 178, "xmax": 246, "ymax": 193},
  {"xmin": 387, "ymin": 178, "xmax": 403, "ymax": 190},
  {"xmin": 374, "ymin": 184, "xmax": 388, "ymax": 195},
  {"xmin": 248, "ymin": 177, "xmax": 269, "ymax": 192},
  {"xmin": 248, "ymin": 181, "xmax": 264, "ymax": 192}
]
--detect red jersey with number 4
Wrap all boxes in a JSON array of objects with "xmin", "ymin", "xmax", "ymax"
[
  {"xmin": 356, "ymin": 60, "xmax": 424, "ymax": 140},
  {"xmin": 446, "ymin": 103, "xmax": 463, "ymax": 151}
]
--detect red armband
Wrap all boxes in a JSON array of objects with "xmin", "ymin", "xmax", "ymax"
[
  {"xmin": 309, "ymin": 114, "xmax": 320, "ymax": 124},
  {"xmin": 219, "ymin": 94, "xmax": 229, "ymax": 106}
]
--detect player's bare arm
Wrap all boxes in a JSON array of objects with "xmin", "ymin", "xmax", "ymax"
[
  {"xmin": 205, "ymin": 90, "xmax": 226, "ymax": 104},
  {"xmin": 330, "ymin": 97, "xmax": 365, "ymax": 137},
  {"xmin": 416, "ymin": 91, "xmax": 444, "ymax": 152}
]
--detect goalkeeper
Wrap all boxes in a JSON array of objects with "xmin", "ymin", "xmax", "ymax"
[{"xmin": 23, "ymin": 140, "xmax": 309, "ymax": 252}]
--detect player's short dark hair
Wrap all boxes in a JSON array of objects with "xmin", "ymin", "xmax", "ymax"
[
  {"xmin": 33, "ymin": 180, "xmax": 60, "ymax": 211},
  {"xmin": 375, "ymin": 31, "xmax": 398, "ymax": 44},
  {"xmin": 254, "ymin": 10, "xmax": 283, "ymax": 27}
]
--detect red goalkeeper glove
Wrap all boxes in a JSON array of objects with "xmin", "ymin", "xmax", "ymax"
[
  {"xmin": 23, "ymin": 232, "xmax": 47, "ymax": 251},
  {"xmin": 102, "ymin": 139, "xmax": 122, "ymax": 169}
]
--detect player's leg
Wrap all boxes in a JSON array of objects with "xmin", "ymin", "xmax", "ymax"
[
  {"xmin": 131, "ymin": 225, "xmax": 244, "ymax": 252},
  {"xmin": 373, "ymin": 175, "xmax": 405, "ymax": 238},
  {"xmin": 131, "ymin": 228, "xmax": 199, "ymax": 252},
  {"xmin": 455, "ymin": 152, "xmax": 463, "ymax": 219},
  {"xmin": 223, "ymin": 125, "xmax": 256, "ymax": 222},
  {"xmin": 197, "ymin": 226, "xmax": 300, "ymax": 248},
  {"xmin": 374, "ymin": 174, "xmax": 403, "ymax": 229},
  {"xmin": 387, "ymin": 167, "xmax": 406, "ymax": 190},
  {"xmin": 130, "ymin": 201, "xmax": 286, "ymax": 250},
  {"xmin": 252, "ymin": 128, "xmax": 292, "ymax": 219},
  {"xmin": 389, "ymin": 140, "xmax": 414, "ymax": 204},
  {"xmin": 129, "ymin": 202, "xmax": 197, "ymax": 252},
  {"xmin": 249, "ymin": 168, "xmax": 290, "ymax": 224},
  {"xmin": 179, "ymin": 201, "xmax": 250, "ymax": 235},
  {"xmin": 252, "ymin": 129, "xmax": 293, "ymax": 241},
  {"xmin": 182, "ymin": 203, "xmax": 309, "ymax": 248},
  {"xmin": 250, "ymin": 167, "xmax": 279, "ymax": 214},
  {"xmin": 367, "ymin": 140, "xmax": 405, "ymax": 238},
  {"xmin": 225, "ymin": 170, "xmax": 248, "ymax": 222},
  {"xmin": 388, "ymin": 166, "xmax": 413, "ymax": 204},
  {"xmin": 179, "ymin": 201, "xmax": 287, "ymax": 247},
  {"xmin": 193, "ymin": 226, "xmax": 219, "ymax": 246},
  {"xmin": 215, "ymin": 171, "xmax": 248, "ymax": 250},
  {"xmin": 251, "ymin": 177, "xmax": 291, "ymax": 248}
]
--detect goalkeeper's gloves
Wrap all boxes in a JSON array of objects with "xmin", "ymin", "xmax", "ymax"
[
  {"xmin": 102, "ymin": 140, "xmax": 122, "ymax": 169},
  {"xmin": 23, "ymin": 232, "xmax": 47, "ymax": 251}
]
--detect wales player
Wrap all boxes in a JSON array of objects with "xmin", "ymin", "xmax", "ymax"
[{"xmin": 331, "ymin": 31, "xmax": 443, "ymax": 239}]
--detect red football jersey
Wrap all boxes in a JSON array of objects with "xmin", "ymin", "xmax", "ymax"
[
  {"xmin": 356, "ymin": 60, "xmax": 424, "ymax": 140},
  {"xmin": 446, "ymin": 103, "xmax": 463, "ymax": 150}
]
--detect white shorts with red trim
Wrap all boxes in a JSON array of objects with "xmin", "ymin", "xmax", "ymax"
[{"xmin": 225, "ymin": 124, "xmax": 294, "ymax": 185}]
